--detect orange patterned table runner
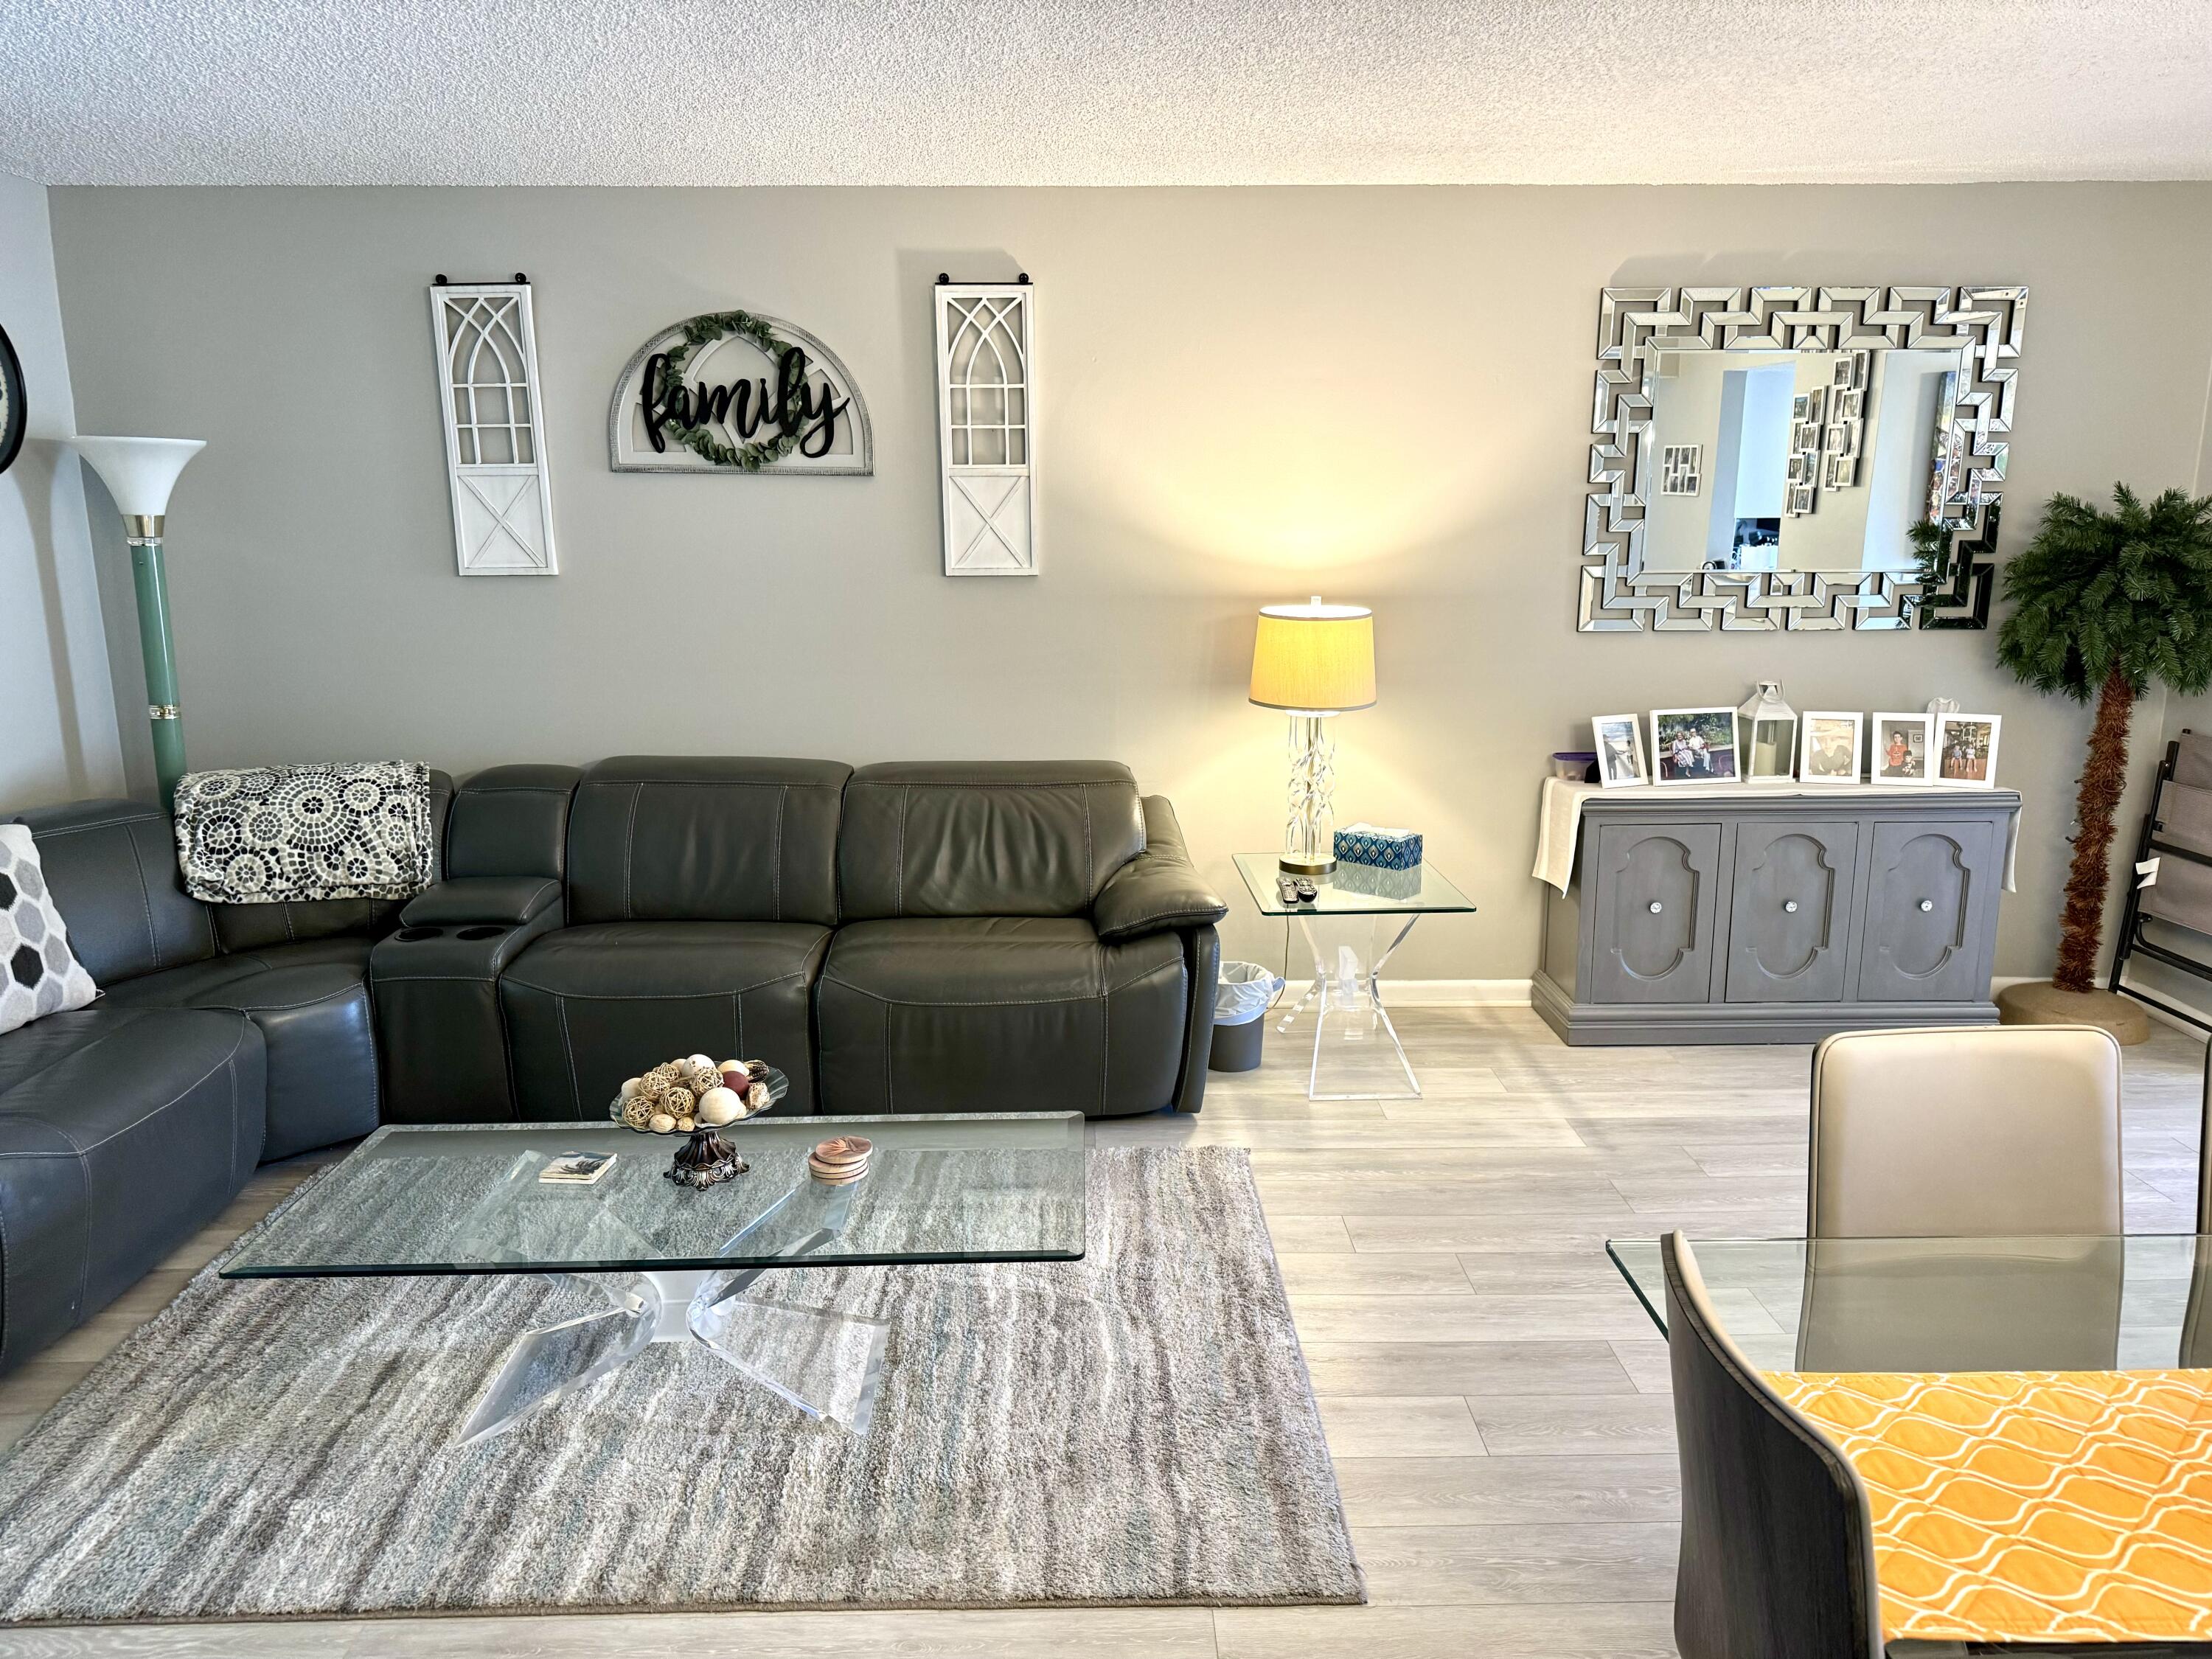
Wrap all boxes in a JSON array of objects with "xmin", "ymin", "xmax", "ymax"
[{"xmin": 1770, "ymin": 1369, "xmax": 2212, "ymax": 1644}]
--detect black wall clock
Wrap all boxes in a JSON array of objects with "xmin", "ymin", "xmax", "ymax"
[{"xmin": 0, "ymin": 324, "xmax": 23, "ymax": 477}]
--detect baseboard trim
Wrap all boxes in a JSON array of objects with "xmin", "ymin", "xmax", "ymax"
[{"xmin": 1276, "ymin": 978, "xmax": 1534, "ymax": 1008}]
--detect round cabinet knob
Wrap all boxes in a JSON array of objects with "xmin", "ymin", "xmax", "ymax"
[
  {"xmin": 1784, "ymin": 900, "xmax": 1799, "ymax": 914},
  {"xmin": 1648, "ymin": 901, "xmax": 1663, "ymax": 914},
  {"xmin": 1919, "ymin": 899, "xmax": 1934, "ymax": 913}
]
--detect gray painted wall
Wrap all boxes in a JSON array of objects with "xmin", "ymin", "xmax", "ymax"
[
  {"xmin": 44, "ymin": 183, "xmax": 2212, "ymax": 980},
  {"xmin": 0, "ymin": 172, "xmax": 122, "ymax": 810}
]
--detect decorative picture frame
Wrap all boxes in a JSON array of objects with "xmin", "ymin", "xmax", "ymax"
[
  {"xmin": 1871, "ymin": 712, "xmax": 1935, "ymax": 783},
  {"xmin": 1935, "ymin": 713, "xmax": 2003, "ymax": 787},
  {"xmin": 1649, "ymin": 707, "xmax": 1741, "ymax": 785},
  {"xmin": 1798, "ymin": 712, "xmax": 1864, "ymax": 784},
  {"xmin": 1658, "ymin": 443, "xmax": 1702, "ymax": 496},
  {"xmin": 1592, "ymin": 714, "xmax": 1649, "ymax": 788}
]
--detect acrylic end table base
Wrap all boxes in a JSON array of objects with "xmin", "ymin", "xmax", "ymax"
[
  {"xmin": 1231, "ymin": 853, "xmax": 1478, "ymax": 1102},
  {"xmin": 459, "ymin": 1186, "xmax": 890, "ymax": 1447},
  {"xmin": 1273, "ymin": 914, "xmax": 1425, "ymax": 1099}
]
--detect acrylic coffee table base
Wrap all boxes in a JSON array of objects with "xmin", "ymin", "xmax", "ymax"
[
  {"xmin": 1275, "ymin": 913, "xmax": 1424, "ymax": 1100},
  {"xmin": 457, "ymin": 1266, "xmax": 892, "ymax": 1447}
]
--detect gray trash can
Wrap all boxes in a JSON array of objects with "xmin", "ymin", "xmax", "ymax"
[{"xmin": 1209, "ymin": 961, "xmax": 1284, "ymax": 1073}]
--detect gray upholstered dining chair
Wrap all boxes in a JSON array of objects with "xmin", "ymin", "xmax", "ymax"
[
  {"xmin": 2184, "ymin": 1041, "xmax": 2212, "ymax": 1368},
  {"xmin": 1798, "ymin": 1024, "xmax": 2125, "ymax": 1372},
  {"xmin": 1807, "ymin": 1024, "xmax": 2124, "ymax": 1238},
  {"xmin": 1666, "ymin": 1231, "xmax": 1885, "ymax": 1659},
  {"xmin": 1666, "ymin": 1231, "xmax": 2211, "ymax": 1659}
]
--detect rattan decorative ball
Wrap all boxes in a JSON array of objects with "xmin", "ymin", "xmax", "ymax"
[
  {"xmin": 661, "ymin": 1084, "xmax": 695, "ymax": 1116},
  {"xmin": 622, "ymin": 1096, "xmax": 654, "ymax": 1130},
  {"xmin": 645, "ymin": 1062, "xmax": 681, "ymax": 1092}
]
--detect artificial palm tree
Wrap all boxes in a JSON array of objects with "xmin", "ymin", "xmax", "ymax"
[{"xmin": 1991, "ymin": 484, "xmax": 2212, "ymax": 1029}]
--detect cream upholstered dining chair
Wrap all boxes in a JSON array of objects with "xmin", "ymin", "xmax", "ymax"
[
  {"xmin": 1798, "ymin": 1025, "xmax": 2126, "ymax": 1373},
  {"xmin": 1806, "ymin": 1024, "xmax": 2124, "ymax": 1239}
]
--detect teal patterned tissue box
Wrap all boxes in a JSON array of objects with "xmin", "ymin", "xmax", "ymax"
[{"xmin": 1334, "ymin": 824, "xmax": 1422, "ymax": 869}]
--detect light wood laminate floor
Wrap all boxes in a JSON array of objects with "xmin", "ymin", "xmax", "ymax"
[{"xmin": 1, "ymin": 1007, "xmax": 2202, "ymax": 1658}]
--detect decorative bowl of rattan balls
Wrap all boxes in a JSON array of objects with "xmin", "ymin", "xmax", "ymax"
[{"xmin": 608, "ymin": 1054, "xmax": 785, "ymax": 1135}]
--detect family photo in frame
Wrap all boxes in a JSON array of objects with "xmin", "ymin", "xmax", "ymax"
[
  {"xmin": 1872, "ymin": 713, "xmax": 1933, "ymax": 782},
  {"xmin": 1592, "ymin": 714, "xmax": 1648, "ymax": 788},
  {"xmin": 1798, "ymin": 712, "xmax": 1863, "ymax": 783},
  {"xmin": 1936, "ymin": 713, "xmax": 2003, "ymax": 786},
  {"xmin": 1650, "ymin": 708, "xmax": 1740, "ymax": 783}
]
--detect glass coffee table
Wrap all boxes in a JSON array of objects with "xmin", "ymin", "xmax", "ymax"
[
  {"xmin": 224, "ymin": 1112, "xmax": 1085, "ymax": 1445},
  {"xmin": 1232, "ymin": 852, "xmax": 1477, "ymax": 1100}
]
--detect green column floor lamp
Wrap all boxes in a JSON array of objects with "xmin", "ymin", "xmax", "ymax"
[
  {"xmin": 1248, "ymin": 597, "xmax": 1377, "ymax": 875},
  {"xmin": 66, "ymin": 437, "xmax": 206, "ymax": 804}
]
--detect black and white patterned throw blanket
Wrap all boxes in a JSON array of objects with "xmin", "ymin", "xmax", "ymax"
[{"xmin": 173, "ymin": 762, "xmax": 435, "ymax": 904}]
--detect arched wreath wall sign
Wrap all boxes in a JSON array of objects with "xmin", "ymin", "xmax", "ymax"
[{"xmin": 608, "ymin": 310, "xmax": 872, "ymax": 476}]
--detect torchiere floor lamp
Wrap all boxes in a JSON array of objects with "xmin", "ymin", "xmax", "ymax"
[{"xmin": 66, "ymin": 437, "xmax": 206, "ymax": 803}]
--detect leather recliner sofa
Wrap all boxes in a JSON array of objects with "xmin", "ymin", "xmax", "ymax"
[
  {"xmin": 0, "ymin": 756, "xmax": 1223, "ymax": 1373},
  {"xmin": 397, "ymin": 757, "xmax": 1225, "ymax": 1121},
  {"xmin": 0, "ymin": 778, "xmax": 454, "ymax": 1371}
]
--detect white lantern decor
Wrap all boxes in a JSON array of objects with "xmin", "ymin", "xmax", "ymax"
[{"xmin": 1737, "ymin": 682, "xmax": 1798, "ymax": 781}]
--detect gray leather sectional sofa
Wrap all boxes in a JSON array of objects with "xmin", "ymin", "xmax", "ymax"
[{"xmin": 0, "ymin": 757, "xmax": 1225, "ymax": 1373}]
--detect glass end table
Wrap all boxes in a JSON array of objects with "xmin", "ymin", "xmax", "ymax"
[
  {"xmin": 223, "ymin": 1113, "xmax": 1085, "ymax": 1446},
  {"xmin": 1231, "ymin": 852, "xmax": 1476, "ymax": 1100}
]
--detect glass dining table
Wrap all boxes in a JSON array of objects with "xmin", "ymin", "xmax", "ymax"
[
  {"xmin": 1607, "ymin": 1233, "xmax": 2212, "ymax": 1374},
  {"xmin": 1230, "ymin": 852, "xmax": 1477, "ymax": 1100}
]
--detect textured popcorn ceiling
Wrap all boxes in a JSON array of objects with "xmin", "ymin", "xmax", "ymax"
[{"xmin": 4, "ymin": 0, "xmax": 2210, "ymax": 187}]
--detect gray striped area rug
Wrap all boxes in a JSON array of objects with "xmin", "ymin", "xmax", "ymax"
[{"xmin": 0, "ymin": 1146, "xmax": 1361, "ymax": 1623}]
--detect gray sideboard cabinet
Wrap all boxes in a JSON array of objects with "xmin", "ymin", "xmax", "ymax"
[{"xmin": 1533, "ymin": 790, "xmax": 2020, "ymax": 1045}]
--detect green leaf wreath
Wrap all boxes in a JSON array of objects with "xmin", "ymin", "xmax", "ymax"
[{"xmin": 656, "ymin": 310, "xmax": 810, "ymax": 472}]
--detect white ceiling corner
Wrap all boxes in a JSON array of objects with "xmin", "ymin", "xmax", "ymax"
[{"xmin": 2, "ymin": 0, "xmax": 2209, "ymax": 187}]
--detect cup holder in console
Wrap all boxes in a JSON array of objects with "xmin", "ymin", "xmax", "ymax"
[
  {"xmin": 394, "ymin": 927, "xmax": 445, "ymax": 942},
  {"xmin": 456, "ymin": 926, "xmax": 504, "ymax": 940}
]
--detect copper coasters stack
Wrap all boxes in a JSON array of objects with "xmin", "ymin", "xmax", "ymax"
[{"xmin": 808, "ymin": 1135, "xmax": 873, "ymax": 1185}]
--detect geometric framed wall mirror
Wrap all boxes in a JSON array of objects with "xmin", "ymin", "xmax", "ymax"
[{"xmin": 1582, "ymin": 285, "xmax": 2026, "ymax": 632}]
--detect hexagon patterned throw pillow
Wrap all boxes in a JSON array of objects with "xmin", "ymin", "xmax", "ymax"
[{"xmin": 0, "ymin": 824, "xmax": 99, "ymax": 1036}]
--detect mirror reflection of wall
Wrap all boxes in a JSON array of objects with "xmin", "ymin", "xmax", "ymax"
[{"xmin": 1642, "ymin": 347, "xmax": 1964, "ymax": 575}]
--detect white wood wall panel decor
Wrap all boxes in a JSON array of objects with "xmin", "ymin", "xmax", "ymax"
[
  {"xmin": 607, "ymin": 312, "xmax": 872, "ymax": 474},
  {"xmin": 429, "ymin": 281, "xmax": 558, "ymax": 576},
  {"xmin": 936, "ymin": 281, "xmax": 1035, "ymax": 576}
]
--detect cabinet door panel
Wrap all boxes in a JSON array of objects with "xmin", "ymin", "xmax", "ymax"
[
  {"xmin": 1587, "ymin": 823, "xmax": 1721, "ymax": 1004},
  {"xmin": 1857, "ymin": 819, "xmax": 1999, "ymax": 1003},
  {"xmin": 1725, "ymin": 821, "xmax": 1859, "ymax": 1003}
]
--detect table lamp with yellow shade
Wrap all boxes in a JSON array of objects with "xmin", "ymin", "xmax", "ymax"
[{"xmin": 1249, "ymin": 597, "xmax": 1376, "ymax": 876}]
